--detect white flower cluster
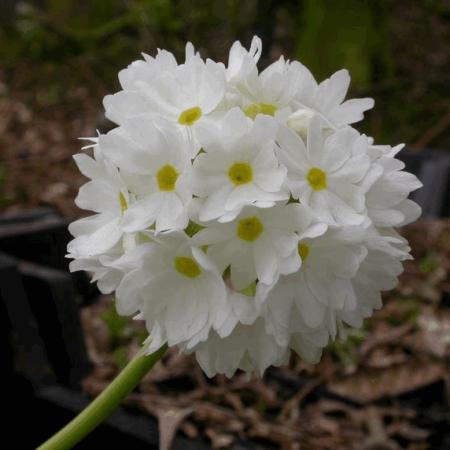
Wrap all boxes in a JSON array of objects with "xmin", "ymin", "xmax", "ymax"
[{"xmin": 68, "ymin": 37, "xmax": 422, "ymax": 377}]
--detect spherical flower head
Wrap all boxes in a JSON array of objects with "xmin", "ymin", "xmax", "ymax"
[
  {"xmin": 192, "ymin": 108, "xmax": 288, "ymax": 222},
  {"xmin": 67, "ymin": 36, "xmax": 421, "ymax": 378}
]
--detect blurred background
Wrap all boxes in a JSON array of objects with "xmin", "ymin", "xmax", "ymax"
[{"xmin": 0, "ymin": 1, "xmax": 449, "ymax": 449}]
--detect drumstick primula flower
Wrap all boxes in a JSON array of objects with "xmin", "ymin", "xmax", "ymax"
[{"xmin": 68, "ymin": 36, "xmax": 422, "ymax": 378}]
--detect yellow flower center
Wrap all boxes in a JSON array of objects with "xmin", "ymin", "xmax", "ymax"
[
  {"xmin": 228, "ymin": 162, "xmax": 253, "ymax": 186},
  {"xmin": 118, "ymin": 191, "xmax": 128, "ymax": 214},
  {"xmin": 156, "ymin": 164, "xmax": 179, "ymax": 191},
  {"xmin": 174, "ymin": 256, "xmax": 201, "ymax": 278},
  {"xmin": 307, "ymin": 167, "xmax": 327, "ymax": 191},
  {"xmin": 298, "ymin": 242, "xmax": 310, "ymax": 262},
  {"xmin": 237, "ymin": 216, "xmax": 264, "ymax": 242},
  {"xmin": 243, "ymin": 102, "xmax": 277, "ymax": 120},
  {"xmin": 178, "ymin": 106, "xmax": 202, "ymax": 126}
]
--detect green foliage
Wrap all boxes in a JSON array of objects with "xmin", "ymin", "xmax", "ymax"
[
  {"xmin": 101, "ymin": 302, "xmax": 131, "ymax": 341},
  {"xmin": 112, "ymin": 345, "xmax": 129, "ymax": 369},
  {"xmin": 101, "ymin": 301, "xmax": 148, "ymax": 348},
  {"xmin": 328, "ymin": 326, "xmax": 368, "ymax": 367},
  {"xmin": 0, "ymin": 0, "xmax": 263, "ymax": 65},
  {"xmin": 419, "ymin": 252, "xmax": 439, "ymax": 274},
  {"xmin": 294, "ymin": 0, "xmax": 393, "ymax": 88},
  {"xmin": 387, "ymin": 298, "xmax": 421, "ymax": 326}
]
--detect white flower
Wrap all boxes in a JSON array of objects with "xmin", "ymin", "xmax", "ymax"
[
  {"xmin": 288, "ymin": 64, "xmax": 374, "ymax": 137},
  {"xmin": 225, "ymin": 37, "xmax": 300, "ymax": 123},
  {"xmin": 232, "ymin": 58, "xmax": 300, "ymax": 123},
  {"xmin": 116, "ymin": 48, "xmax": 178, "ymax": 92},
  {"xmin": 192, "ymin": 314, "xmax": 330, "ymax": 377},
  {"xmin": 193, "ymin": 203, "xmax": 326, "ymax": 289},
  {"xmin": 68, "ymin": 235, "xmax": 150, "ymax": 294},
  {"xmin": 277, "ymin": 117, "xmax": 371, "ymax": 225},
  {"xmin": 226, "ymin": 35, "xmax": 262, "ymax": 85},
  {"xmin": 214, "ymin": 286, "xmax": 264, "ymax": 338},
  {"xmin": 261, "ymin": 226, "xmax": 368, "ymax": 345},
  {"xmin": 99, "ymin": 118, "xmax": 192, "ymax": 232},
  {"xmin": 116, "ymin": 232, "xmax": 230, "ymax": 352},
  {"xmin": 333, "ymin": 228, "xmax": 411, "ymax": 331},
  {"xmin": 68, "ymin": 36, "xmax": 421, "ymax": 378},
  {"xmin": 104, "ymin": 43, "xmax": 226, "ymax": 154},
  {"xmin": 363, "ymin": 144, "xmax": 422, "ymax": 227},
  {"xmin": 67, "ymin": 148, "xmax": 130, "ymax": 257},
  {"xmin": 191, "ymin": 319, "xmax": 289, "ymax": 377},
  {"xmin": 289, "ymin": 328, "xmax": 330, "ymax": 364},
  {"xmin": 192, "ymin": 108, "xmax": 287, "ymax": 222},
  {"xmin": 69, "ymin": 252, "xmax": 123, "ymax": 295}
]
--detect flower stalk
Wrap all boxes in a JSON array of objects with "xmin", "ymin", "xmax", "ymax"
[{"xmin": 37, "ymin": 345, "xmax": 167, "ymax": 450}]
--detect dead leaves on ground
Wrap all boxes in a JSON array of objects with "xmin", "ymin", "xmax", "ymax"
[{"xmin": 328, "ymin": 362, "xmax": 446, "ymax": 404}]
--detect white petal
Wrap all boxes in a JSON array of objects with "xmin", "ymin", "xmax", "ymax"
[
  {"xmin": 75, "ymin": 180, "xmax": 118, "ymax": 214},
  {"xmin": 122, "ymin": 194, "xmax": 163, "ymax": 232},
  {"xmin": 294, "ymin": 282, "xmax": 325, "ymax": 328},
  {"xmin": 67, "ymin": 217, "xmax": 123, "ymax": 257}
]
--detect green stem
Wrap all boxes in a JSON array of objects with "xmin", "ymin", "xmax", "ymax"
[{"xmin": 37, "ymin": 345, "xmax": 168, "ymax": 450}]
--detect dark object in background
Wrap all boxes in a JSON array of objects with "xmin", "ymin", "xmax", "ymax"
[
  {"xmin": 20, "ymin": 259, "xmax": 91, "ymax": 387},
  {"xmin": 0, "ymin": 252, "xmax": 51, "ymax": 387},
  {"xmin": 0, "ymin": 207, "xmax": 68, "ymax": 268},
  {"xmin": 0, "ymin": 207, "xmax": 98, "ymax": 302},
  {"xmin": 0, "ymin": 252, "xmax": 52, "ymax": 447},
  {"xmin": 399, "ymin": 149, "xmax": 450, "ymax": 218},
  {"xmin": 0, "ymin": 0, "xmax": 16, "ymax": 17}
]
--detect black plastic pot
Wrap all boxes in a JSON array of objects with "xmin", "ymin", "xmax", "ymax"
[{"xmin": 398, "ymin": 148, "xmax": 450, "ymax": 218}]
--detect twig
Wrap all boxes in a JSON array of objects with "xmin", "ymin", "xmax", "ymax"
[
  {"xmin": 358, "ymin": 406, "xmax": 399, "ymax": 450},
  {"xmin": 411, "ymin": 109, "xmax": 450, "ymax": 149},
  {"xmin": 358, "ymin": 323, "xmax": 413, "ymax": 358},
  {"xmin": 279, "ymin": 378, "xmax": 323, "ymax": 420}
]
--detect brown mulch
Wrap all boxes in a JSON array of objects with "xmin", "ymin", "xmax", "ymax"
[{"xmin": 0, "ymin": 66, "xmax": 102, "ymax": 217}]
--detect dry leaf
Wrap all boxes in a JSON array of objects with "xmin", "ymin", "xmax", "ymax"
[
  {"xmin": 412, "ymin": 309, "xmax": 450, "ymax": 357},
  {"xmin": 328, "ymin": 362, "xmax": 445, "ymax": 403},
  {"xmin": 156, "ymin": 406, "xmax": 193, "ymax": 450},
  {"xmin": 205, "ymin": 428, "xmax": 235, "ymax": 449}
]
